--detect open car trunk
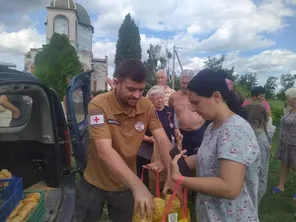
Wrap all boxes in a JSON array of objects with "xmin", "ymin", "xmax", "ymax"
[
  {"xmin": 0, "ymin": 141, "xmax": 62, "ymax": 221},
  {"xmin": 0, "ymin": 141, "xmax": 59, "ymax": 189},
  {"xmin": 0, "ymin": 72, "xmax": 73, "ymax": 221}
]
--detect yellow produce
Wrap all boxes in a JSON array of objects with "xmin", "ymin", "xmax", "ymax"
[
  {"xmin": 7, "ymin": 193, "xmax": 40, "ymax": 221},
  {"xmin": 165, "ymin": 194, "xmax": 181, "ymax": 214},
  {"xmin": 9, "ymin": 216, "xmax": 23, "ymax": 222},
  {"xmin": 153, "ymin": 197, "xmax": 165, "ymax": 221},
  {"xmin": 26, "ymin": 192, "xmax": 41, "ymax": 202},
  {"xmin": 7, "ymin": 201, "xmax": 23, "ymax": 220},
  {"xmin": 17, "ymin": 202, "xmax": 37, "ymax": 220},
  {"xmin": 0, "ymin": 169, "xmax": 12, "ymax": 187},
  {"xmin": 133, "ymin": 210, "xmax": 153, "ymax": 222},
  {"xmin": 23, "ymin": 197, "xmax": 38, "ymax": 205},
  {"xmin": 0, "ymin": 169, "xmax": 12, "ymax": 178}
]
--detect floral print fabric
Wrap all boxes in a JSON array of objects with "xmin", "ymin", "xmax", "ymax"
[{"xmin": 196, "ymin": 115, "xmax": 260, "ymax": 222}]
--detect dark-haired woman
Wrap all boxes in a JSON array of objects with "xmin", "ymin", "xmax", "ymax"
[{"xmin": 169, "ymin": 69, "xmax": 260, "ymax": 222}]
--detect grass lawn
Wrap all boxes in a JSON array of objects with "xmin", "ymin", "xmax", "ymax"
[{"xmin": 94, "ymin": 129, "xmax": 296, "ymax": 221}]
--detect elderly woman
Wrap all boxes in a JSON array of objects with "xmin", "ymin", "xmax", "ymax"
[
  {"xmin": 273, "ymin": 87, "xmax": 296, "ymax": 200},
  {"xmin": 137, "ymin": 85, "xmax": 180, "ymax": 187}
]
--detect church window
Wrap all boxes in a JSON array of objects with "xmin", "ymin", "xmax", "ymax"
[{"xmin": 54, "ymin": 15, "xmax": 69, "ymax": 36}]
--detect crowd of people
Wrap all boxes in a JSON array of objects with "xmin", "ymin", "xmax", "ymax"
[
  {"xmin": 1, "ymin": 58, "xmax": 296, "ymax": 222},
  {"xmin": 72, "ymin": 58, "xmax": 296, "ymax": 222},
  {"xmin": 70, "ymin": 58, "xmax": 296, "ymax": 221}
]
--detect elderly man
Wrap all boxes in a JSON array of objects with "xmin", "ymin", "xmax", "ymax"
[
  {"xmin": 154, "ymin": 69, "xmax": 175, "ymax": 106},
  {"xmin": 169, "ymin": 69, "xmax": 207, "ymax": 156}
]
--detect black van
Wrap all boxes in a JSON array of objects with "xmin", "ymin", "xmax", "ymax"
[{"xmin": 0, "ymin": 64, "xmax": 90, "ymax": 221}]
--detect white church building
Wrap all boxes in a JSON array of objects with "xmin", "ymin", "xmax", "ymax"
[{"xmin": 24, "ymin": 0, "xmax": 108, "ymax": 92}]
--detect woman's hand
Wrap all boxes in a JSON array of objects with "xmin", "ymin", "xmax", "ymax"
[
  {"xmin": 170, "ymin": 150, "xmax": 187, "ymax": 182},
  {"xmin": 144, "ymin": 160, "xmax": 165, "ymax": 173}
]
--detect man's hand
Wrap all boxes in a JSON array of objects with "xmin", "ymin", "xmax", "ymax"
[
  {"xmin": 133, "ymin": 183, "xmax": 155, "ymax": 220},
  {"xmin": 150, "ymin": 136, "xmax": 155, "ymax": 143},
  {"xmin": 11, "ymin": 108, "xmax": 20, "ymax": 118},
  {"xmin": 174, "ymin": 129, "xmax": 183, "ymax": 141},
  {"xmin": 144, "ymin": 160, "xmax": 165, "ymax": 173}
]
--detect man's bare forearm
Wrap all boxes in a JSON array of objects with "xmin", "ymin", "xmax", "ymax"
[
  {"xmin": 95, "ymin": 140, "xmax": 142, "ymax": 190},
  {"xmin": 0, "ymin": 96, "xmax": 18, "ymax": 112},
  {"xmin": 157, "ymin": 136, "xmax": 173, "ymax": 174}
]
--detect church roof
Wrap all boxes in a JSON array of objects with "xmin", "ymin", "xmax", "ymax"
[
  {"xmin": 76, "ymin": 3, "xmax": 91, "ymax": 26},
  {"xmin": 49, "ymin": 0, "xmax": 76, "ymax": 10}
]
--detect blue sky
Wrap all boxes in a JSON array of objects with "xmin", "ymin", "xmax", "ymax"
[{"xmin": 0, "ymin": 0, "xmax": 296, "ymax": 88}]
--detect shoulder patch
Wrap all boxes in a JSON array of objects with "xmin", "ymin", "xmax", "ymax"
[{"xmin": 90, "ymin": 114, "xmax": 104, "ymax": 125}]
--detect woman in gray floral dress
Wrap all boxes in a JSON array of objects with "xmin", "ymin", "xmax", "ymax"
[
  {"xmin": 169, "ymin": 69, "xmax": 261, "ymax": 222},
  {"xmin": 273, "ymin": 87, "xmax": 296, "ymax": 200}
]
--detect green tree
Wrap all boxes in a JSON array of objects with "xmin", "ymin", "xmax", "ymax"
[
  {"xmin": 264, "ymin": 76, "xmax": 278, "ymax": 99},
  {"xmin": 114, "ymin": 13, "xmax": 142, "ymax": 75},
  {"xmin": 204, "ymin": 55, "xmax": 236, "ymax": 81},
  {"xmin": 238, "ymin": 73, "xmax": 258, "ymax": 92},
  {"xmin": 168, "ymin": 75, "xmax": 180, "ymax": 91},
  {"xmin": 144, "ymin": 44, "xmax": 167, "ymax": 94},
  {"xmin": 35, "ymin": 33, "xmax": 82, "ymax": 100},
  {"xmin": 280, "ymin": 73, "xmax": 296, "ymax": 91},
  {"xmin": 277, "ymin": 73, "xmax": 296, "ymax": 100}
]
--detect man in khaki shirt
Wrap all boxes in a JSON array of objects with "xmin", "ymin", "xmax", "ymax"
[{"xmin": 74, "ymin": 59, "xmax": 175, "ymax": 222}]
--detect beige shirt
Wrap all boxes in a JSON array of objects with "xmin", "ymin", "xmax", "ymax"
[{"xmin": 84, "ymin": 90, "xmax": 162, "ymax": 191}]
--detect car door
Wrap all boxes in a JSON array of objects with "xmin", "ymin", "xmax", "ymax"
[{"xmin": 65, "ymin": 71, "xmax": 91, "ymax": 175}]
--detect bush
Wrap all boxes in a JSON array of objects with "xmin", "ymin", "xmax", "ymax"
[{"xmin": 267, "ymin": 100, "xmax": 285, "ymax": 126}]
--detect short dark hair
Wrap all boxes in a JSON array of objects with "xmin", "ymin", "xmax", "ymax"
[
  {"xmin": 251, "ymin": 86, "xmax": 265, "ymax": 97},
  {"xmin": 115, "ymin": 59, "xmax": 148, "ymax": 83}
]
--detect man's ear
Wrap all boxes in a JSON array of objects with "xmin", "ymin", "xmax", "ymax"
[{"xmin": 113, "ymin": 78, "xmax": 119, "ymax": 87}]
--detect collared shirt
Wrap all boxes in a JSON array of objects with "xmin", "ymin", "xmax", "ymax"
[{"xmin": 84, "ymin": 90, "xmax": 162, "ymax": 191}]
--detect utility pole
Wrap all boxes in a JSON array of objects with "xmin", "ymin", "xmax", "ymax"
[
  {"xmin": 172, "ymin": 45, "xmax": 175, "ymax": 90},
  {"xmin": 175, "ymin": 48, "xmax": 183, "ymax": 71}
]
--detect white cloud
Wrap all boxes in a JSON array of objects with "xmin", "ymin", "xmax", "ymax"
[
  {"xmin": 84, "ymin": 0, "xmax": 294, "ymax": 51},
  {"xmin": 0, "ymin": 0, "xmax": 296, "ymax": 86},
  {"xmin": 0, "ymin": 27, "xmax": 45, "ymax": 55},
  {"xmin": 182, "ymin": 49, "xmax": 296, "ymax": 85},
  {"xmin": 0, "ymin": 27, "xmax": 45, "ymax": 69}
]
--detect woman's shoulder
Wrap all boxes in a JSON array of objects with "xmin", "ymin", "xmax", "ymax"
[{"xmin": 222, "ymin": 115, "xmax": 255, "ymax": 137}]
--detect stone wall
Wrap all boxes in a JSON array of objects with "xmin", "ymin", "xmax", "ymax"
[{"xmin": 92, "ymin": 56, "xmax": 108, "ymax": 92}]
